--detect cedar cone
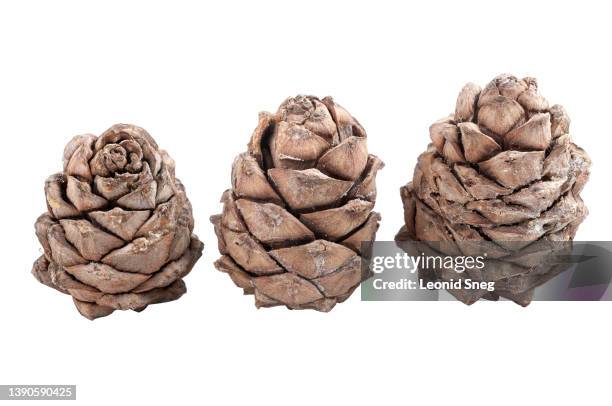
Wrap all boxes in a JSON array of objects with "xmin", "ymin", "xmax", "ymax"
[
  {"xmin": 211, "ymin": 95, "xmax": 384, "ymax": 311},
  {"xmin": 396, "ymin": 74, "xmax": 591, "ymax": 304},
  {"xmin": 32, "ymin": 124, "xmax": 204, "ymax": 320}
]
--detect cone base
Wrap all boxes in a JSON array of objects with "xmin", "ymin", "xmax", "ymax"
[{"xmin": 31, "ymin": 235, "xmax": 203, "ymax": 320}]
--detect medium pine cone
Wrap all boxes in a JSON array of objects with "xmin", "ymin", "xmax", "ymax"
[
  {"xmin": 397, "ymin": 74, "xmax": 591, "ymax": 250},
  {"xmin": 211, "ymin": 95, "xmax": 384, "ymax": 311},
  {"xmin": 32, "ymin": 124, "xmax": 204, "ymax": 320}
]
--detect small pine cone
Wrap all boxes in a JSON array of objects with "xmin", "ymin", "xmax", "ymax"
[
  {"xmin": 211, "ymin": 95, "xmax": 384, "ymax": 311},
  {"xmin": 396, "ymin": 74, "xmax": 591, "ymax": 304},
  {"xmin": 32, "ymin": 124, "xmax": 204, "ymax": 320}
]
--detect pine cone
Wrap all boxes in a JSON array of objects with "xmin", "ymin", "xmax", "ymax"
[
  {"xmin": 397, "ymin": 74, "xmax": 590, "ymax": 252},
  {"xmin": 32, "ymin": 124, "xmax": 204, "ymax": 320},
  {"xmin": 211, "ymin": 95, "xmax": 384, "ymax": 311}
]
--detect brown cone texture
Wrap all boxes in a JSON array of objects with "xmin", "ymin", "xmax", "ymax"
[
  {"xmin": 32, "ymin": 124, "xmax": 204, "ymax": 320},
  {"xmin": 211, "ymin": 95, "xmax": 384, "ymax": 311},
  {"xmin": 396, "ymin": 75, "xmax": 591, "ymax": 301}
]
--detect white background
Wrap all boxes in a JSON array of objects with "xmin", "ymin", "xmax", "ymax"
[{"xmin": 1, "ymin": 1, "xmax": 610, "ymax": 405}]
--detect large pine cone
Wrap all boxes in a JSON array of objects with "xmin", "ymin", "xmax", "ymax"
[
  {"xmin": 396, "ymin": 74, "xmax": 591, "ymax": 305},
  {"xmin": 211, "ymin": 95, "xmax": 384, "ymax": 311},
  {"xmin": 32, "ymin": 124, "xmax": 204, "ymax": 320},
  {"xmin": 397, "ymin": 74, "xmax": 591, "ymax": 247},
  {"xmin": 396, "ymin": 74, "xmax": 590, "ymax": 303}
]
